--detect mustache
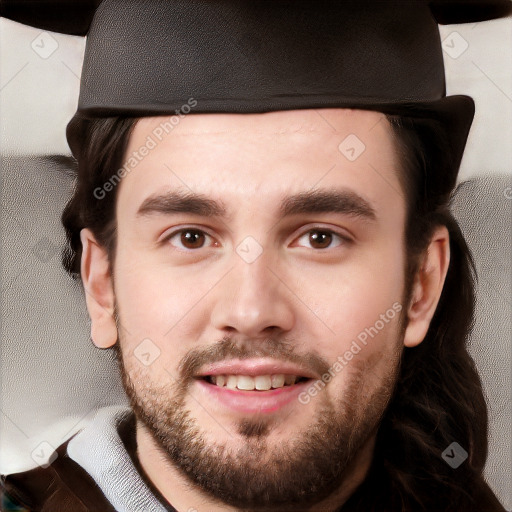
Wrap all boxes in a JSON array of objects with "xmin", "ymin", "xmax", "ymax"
[{"xmin": 178, "ymin": 336, "xmax": 331, "ymax": 380}]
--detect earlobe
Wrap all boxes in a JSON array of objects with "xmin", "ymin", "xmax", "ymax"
[
  {"xmin": 403, "ymin": 226, "xmax": 450, "ymax": 348},
  {"xmin": 80, "ymin": 228, "xmax": 118, "ymax": 348}
]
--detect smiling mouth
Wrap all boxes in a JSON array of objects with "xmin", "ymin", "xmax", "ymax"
[{"xmin": 201, "ymin": 374, "xmax": 311, "ymax": 391}]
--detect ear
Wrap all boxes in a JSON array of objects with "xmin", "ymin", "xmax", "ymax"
[
  {"xmin": 403, "ymin": 225, "xmax": 450, "ymax": 348},
  {"xmin": 80, "ymin": 228, "xmax": 117, "ymax": 348}
]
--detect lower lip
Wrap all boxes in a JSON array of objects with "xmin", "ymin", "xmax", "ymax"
[{"xmin": 194, "ymin": 379, "xmax": 311, "ymax": 414}]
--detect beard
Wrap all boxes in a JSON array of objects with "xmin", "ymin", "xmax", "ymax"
[{"xmin": 115, "ymin": 335, "xmax": 402, "ymax": 511}]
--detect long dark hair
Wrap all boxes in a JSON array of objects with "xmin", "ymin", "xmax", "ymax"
[
  {"xmin": 61, "ymin": 113, "xmax": 491, "ymax": 511},
  {"xmin": 352, "ymin": 115, "xmax": 490, "ymax": 511}
]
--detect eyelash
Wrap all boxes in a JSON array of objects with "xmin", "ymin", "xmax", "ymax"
[
  {"xmin": 161, "ymin": 226, "xmax": 352, "ymax": 251},
  {"xmin": 162, "ymin": 228, "xmax": 217, "ymax": 251},
  {"xmin": 294, "ymin": 229, "xmax": 349, "ymax": 249}
]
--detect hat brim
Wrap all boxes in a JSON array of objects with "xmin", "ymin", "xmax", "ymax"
[
  {"xmin": 351, "ymin": 94, "xmax": 475, "ymax": 193},
  {"xmin": 66, "ymin": 94, "xmax": 474, "ymax": 194}
]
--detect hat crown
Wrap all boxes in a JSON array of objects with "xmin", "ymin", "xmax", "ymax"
[{"xmin": 79, "ymin": 0, "xmax": 445, "ymax": 116}]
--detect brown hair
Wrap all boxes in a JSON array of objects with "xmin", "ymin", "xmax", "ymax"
[
  {"xmin": 61, "ymin": 117, "xmax": 137, "ymax": 277},
  {"xmin": 61, "ymin": 114, "xmax": 491, "ymax": 510},
  {"xmin": 370, "ymin": 116, "xmax": 490, "ymax": 511}
]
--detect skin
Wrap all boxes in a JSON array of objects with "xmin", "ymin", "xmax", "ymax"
[{"xmin": 80, "ymin": 108, "xmax": 450, "ymax": 511}]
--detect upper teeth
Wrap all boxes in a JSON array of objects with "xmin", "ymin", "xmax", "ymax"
[{"xmin": 210, "ymin": 374, "xmax": 299, "ymax": 391}]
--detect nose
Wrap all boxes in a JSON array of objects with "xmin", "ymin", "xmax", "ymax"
[{"xmin": 210, "ymin": 251, "xmax": 295, "ymax": 338}]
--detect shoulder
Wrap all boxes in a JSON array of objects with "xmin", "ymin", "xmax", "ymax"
[{"xmin": 1, "ymin": 438, "xmax": 116, "ymax": 512}]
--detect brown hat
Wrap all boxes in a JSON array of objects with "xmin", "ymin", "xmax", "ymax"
[{"xmin": 2, "ymin": 0, "xmax": 511, "ymax": 193}]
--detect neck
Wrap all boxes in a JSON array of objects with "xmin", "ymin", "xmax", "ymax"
[{"xmin": 135, "ymin": 421, "xmax": 376, "ymax": 512}]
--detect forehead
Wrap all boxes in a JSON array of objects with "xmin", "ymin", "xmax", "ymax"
[
  {"xmin": 117, "ymin": 108, "xmax": 404, "ymax": 218},
  {"xmin": 135, "ymin": 107, "xmax": 383, "ymax": 135}
]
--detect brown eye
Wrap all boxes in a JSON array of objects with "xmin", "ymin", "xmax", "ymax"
[
  {"xmin": 295, "ymin": 229, "xmax": 346, "ymax": 250},
  {"xmin": 309, "ymin": 230, "xmax": 333, "ymax": 249},
  {"xmin": 164, "ymin": 228, "xmax": 214, "ymax": 250},
  {"xmin": 180, "ymin": 229, "xmax": 206, "ymax": 249}
]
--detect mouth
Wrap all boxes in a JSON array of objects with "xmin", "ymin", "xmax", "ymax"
[
  {"xmin": 201, "ymin": 374, "xmax": 311, "ymax": 391},
  {"xmin": 193, "ymin": 360, "xmax": 317, "ymax": 414}
]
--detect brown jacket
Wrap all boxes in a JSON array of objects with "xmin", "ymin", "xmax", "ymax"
[
  {"xmin": 1, "ymin": 438, "xmax": 507, "ymax": 512},
  {"xmin": 1, "ymin": 439, "xmax": 117, "ymax": 512}
]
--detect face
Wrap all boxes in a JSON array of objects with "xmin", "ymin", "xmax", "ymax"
[{"xmin": 93, "ymin": 108, "xmax": 413, "ymax": 509}]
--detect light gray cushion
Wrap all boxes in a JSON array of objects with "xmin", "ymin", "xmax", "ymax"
[
  {"xmin": 451, "ymin": 175, "xmax": 512, "ymax": 508},
  {"xmin": 0, "ymin": 154, "xmax": 128, "ymax": 474}
]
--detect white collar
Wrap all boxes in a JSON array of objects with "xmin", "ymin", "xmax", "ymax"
[{"xmin": 67, "ymin": 405, "xmax": 169, "ymax": 512}]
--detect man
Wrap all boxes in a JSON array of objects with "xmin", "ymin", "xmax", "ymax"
[{"xmin": 1, "ymin": 1, "xmax": 510, "ymax": 511}]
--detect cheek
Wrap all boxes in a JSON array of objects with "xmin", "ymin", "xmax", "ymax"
[
  {"xmin": 112, "ymin": 249, "xmax": 219, "ymax": 348},
  {"xmin": 288, "ymin": 242, "xmax": 406, "ymax": 355}
]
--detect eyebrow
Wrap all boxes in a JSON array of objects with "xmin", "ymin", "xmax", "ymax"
[
  {"xmin": 136, "ymin": 188, "xmax": 376, "ymax": 222},
  {"xmin": 136, "ymin": 190, "xmax": 227, "ymax": 218},
  {"xmin": 279, "ymin": 189, "xmax": 376, "ymax": 220}
]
